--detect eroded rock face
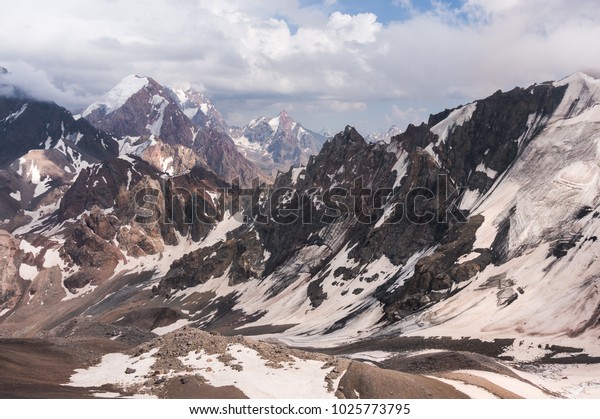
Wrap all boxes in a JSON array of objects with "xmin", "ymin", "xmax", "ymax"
[
  {"xmin": 156, "ymin": 230, "xmax": 266, "ymax": 297},
  {"xmin": 58, "ymin": 156, "xmax": 160, "ymax": 221},
  {"xmin": 62, "ymin": 216, "xmax": 125, "ymax": 291},
  {"xmin": 62, "ymin": 220, "xmax": 123, "ymax": 269},
  {"xmin": 138, "ymin": 142, "xmax": 208, "ymax": 177},
  {"xmin": 117, "ymin": 222, "xmax": 164, "ymax": 257},
  {"xmin": 194, "ymin": 128, "xmax": 267, "ymax": 187},
  {"xmin": 83, "ymin": 206, "xmax": 120, "ymax": 241},
  {"xmin": 380, "ymin": 215, "xmax": 494, "ymax": 320},
  {"xmin": 56, "ymin": 159, "xmax": 236, "ymax": 292},
  {"xmin": 0, "ymin": 230, "xmax": 26, "ymax": 310}
]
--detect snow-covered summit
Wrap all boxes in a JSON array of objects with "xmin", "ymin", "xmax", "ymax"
[
  {"xmin": 365, "ymin": 125, "xmax": 403, "ymax": 144},
  {"xmin": 268, "ymin": 110, "xmax": 295, "ymax": 133},
  {"xmin": 551, "ymin": 71, "xmax": 600, "ymax": 124},
  {"xmin": 173, "ymin": 87, "xmax": 213, "ymax": 118},
  {"xmin": 173, "ymin": 86, "xmax": 228, "ymax": 134},
  {"xmin": 83, "ymin": 75, "xmax": 150, "ymax": 117}
]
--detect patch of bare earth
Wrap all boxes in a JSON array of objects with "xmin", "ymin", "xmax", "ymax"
[
  {"xmin": 337, "ymin": 361, "xmax": 468, "ymax": 399},
  {"xmin": 0, "ymin": 337, "xmax": 129, "ymax": 398}
]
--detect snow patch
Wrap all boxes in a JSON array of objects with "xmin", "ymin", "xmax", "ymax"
[
  {"xmin": 199, "ymin": 211, "xmax": 244, "ymax": 249},
  {"xmin": 19, "ymin": 239, "xmax": 43, "ymax": 255},
  {"xmin": 19, "ymin": 263, "xmax": 39, "ymax": 281},
  {"xmin": 291, "ymin": 167, "xmax": 305, "ymax": 185},
  {"xmin": 1, "ymin": 104, "xmax": 28, "ymax": 123},
  {"xmin": 160, "ymin": 156, "xmax": 174, "ymax": 176},
  {"xmin": 454, "ymin": 369, "xmax": 550, "ymax": 398},
  {"xmin": 431, "ymin": 102, "xmax": 477, "ymax": 145},
  {"xmin": 152, "ymin": 319, "xmax": 190, "ymax": 336},
  {"xmin": 430, "ymin": 376, "xmax": 498, "ymax": 399},
  {"xmin": 268, "ymin": 115, "xmax": 280, "ymax": 132},
  {"xmin": 68, "ymin": 348, "xmax": 158, "ymax": 388},
  {"xmin": 391, "ymin": 151, "xmax": 409, "ymax": 189},
  {"xmin": 146, "ymin": 94, "xmax": 168, "ymax": 136},
  {"xmin": 179, "ymin": 344, "xmax": 336, "ymax": 398},
  {"xmin": 459, "ymin": 188, "xmax": 481, "ymax": 211},
  {"xmin": 475, "ymin": 163, "xmax": 498, "ymax": 179},
  {"xmin": 61, "ymin": 283, "xmax": 97, "ymax": 302}
]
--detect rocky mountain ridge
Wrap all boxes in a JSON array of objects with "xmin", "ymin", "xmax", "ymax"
[{"xmin": 1, "ymin": 72, "xmax": 600, "ymax": 399}]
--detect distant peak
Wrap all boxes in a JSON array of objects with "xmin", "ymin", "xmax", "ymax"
[
  {"xmin": 0, "ymin": 66, "xmax": 7, "ymax": 75},
  {"xmin": 269, "ymin": 110, "xmax": 295, "ymax": 132},
  {"xmin": 172, "ymin": 86, "xmax": 213, "ymax": 112}
]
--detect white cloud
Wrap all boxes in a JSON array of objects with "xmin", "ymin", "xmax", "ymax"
[
  {"xmin": 328, "ymin": 100, "xmax": 368, "ymax": 112},
  {"xmin": 327, "ymin": 12, "xmax": 382, "ymax": 44},
  {"xmin": 1, "ymin": 0, "xmax": 600, "ymax": 132},
  {"xmin": 385, "ymin": 105, "xmax": 427, "ymax": 127}
]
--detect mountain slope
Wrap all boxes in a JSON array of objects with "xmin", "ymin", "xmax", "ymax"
[
  {"xmin": 1, "ymin": 97, "xmax": 118, "ymax": 168},
  {"xmin": 0, "ymin": 96, "xmax": 119, "ymax": 224},
  {"xmin": 2, "ymin": 73, "xmax": 600, "ymax": 398},
  {"xmin": 384, "ymin": 72, "xmax": 600, "ymax": 345},
  {"xmin": 146, "ymin": 73, "xmax": 599, "ymax": 351}
]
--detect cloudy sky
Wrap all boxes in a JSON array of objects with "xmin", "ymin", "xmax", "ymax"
[{"xmin": 1, "ymin": 0, "xmax": 600, "ymax": 134}]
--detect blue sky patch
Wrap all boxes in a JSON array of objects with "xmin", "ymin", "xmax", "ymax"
[{"xmin": 299, "ymin": 0, "xmax": 467, "ymax": 24}]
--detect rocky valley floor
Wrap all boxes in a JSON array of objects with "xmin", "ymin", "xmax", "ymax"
[{"xmin": 1, "ymin": 325, "xmax": 598, "ymax": 399}]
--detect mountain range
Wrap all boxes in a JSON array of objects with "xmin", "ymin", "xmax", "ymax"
[
  {"xmin": 1, "ymin": 69, "xmax": 600, "ymax": 399},
  {"xmin": 229, "ymin": 110, "xmax": 326, "ymax": 178}
]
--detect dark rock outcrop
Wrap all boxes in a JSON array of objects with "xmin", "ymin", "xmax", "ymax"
[{"xmin": 0, "ymin": 96, "xmax": 118, "ymax": 169}]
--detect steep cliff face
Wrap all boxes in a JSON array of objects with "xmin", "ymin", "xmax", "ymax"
[
  {"xmin": 0, "ymin": 230, "xmax": 26, "ymax": 312},
  {"xmin": 1, "ymin": 96, "xmax": 118, "ymax": 169}
]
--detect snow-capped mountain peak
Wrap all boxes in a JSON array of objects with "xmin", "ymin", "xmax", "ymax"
[
  {"xmin": 82, "ymin": 74, "xmax": 198, "ymax": 148},
  {"xmin": 551, "ymin": 71, "xmax": 600, "ymax": 123},
  {"xmin": 81, "ymin": 76, "xmax": 265, "ymax": 186},
  {"xmin": 365, "ymin": 125, "xmax": 403, "ymax": 144},
  {"xmin": 173, "ymin": 87, "xmax": 213, "ymax": 118},
  {"xmin": 83, "ymin": 75, "xmax": 150, "ymax": 117},
  {"xmin": 172, "ymin": 86, "xmax": 228, "ymax": 134}
]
